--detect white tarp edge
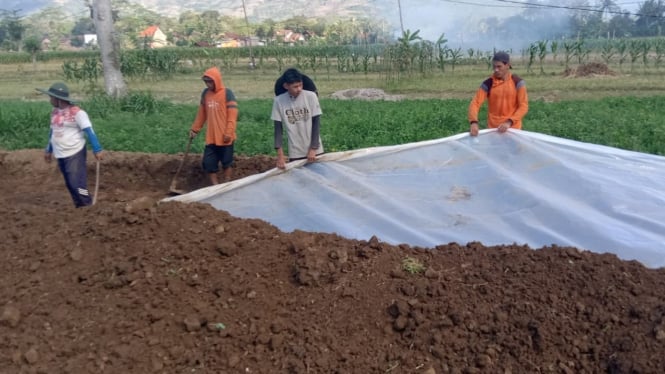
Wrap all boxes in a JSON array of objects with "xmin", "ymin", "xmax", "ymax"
[{"xmin": 163, "ymin": 130, "xmax": 665, "ymax": 268}]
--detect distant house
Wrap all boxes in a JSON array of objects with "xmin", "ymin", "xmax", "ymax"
[
  {"xmin": 217, "ymin": 32, "xmax": 241, "ymax": 48},
  {"xmin": 216, "ymin": 33, "xmax": 265, "ymax": 48},
  {"xmin": 275, "ymin": 29, "xmax": 306, "ymax": 44},
  {"xmin": 243, "ymin": 36, "xmax": 265, "ymax": 47},
  {"xmin": 138, "ymin": 25, "xmax": 168, "ymax": 48},
  {"xmin": 218, "ymin": 39, "xmax": 240, "ymax": 48},
  {"xmin": 84, "ymin": 34, "xmax": 98, "ymax": 46},
  {"xmin": 194, "ymin": 41, "xmax": 213, "ymax": 48}
]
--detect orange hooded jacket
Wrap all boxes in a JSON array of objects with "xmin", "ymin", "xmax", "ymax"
[
  {"xmin": 468, "ymin": 72, "xmax": 528, "ymax": 129},
  {"xmin": 191, "ymin": 67, "xmax": 238, "ymax": 146}
]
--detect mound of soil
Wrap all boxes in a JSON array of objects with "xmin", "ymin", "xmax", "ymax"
[
  {"xmin": 1, "ymin": 149, "xmax": 664, "ymax": 373},
  {"xmin": 331, "ymin": 88, "xmax": 405, "ymax": 101},
  {"xmin": 563, "ymin": 62, "xmax": 616, "ymax": 77}
]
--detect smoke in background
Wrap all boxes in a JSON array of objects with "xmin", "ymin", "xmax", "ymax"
[
  {"xmin": 382, "ymin": 0, "xmax": 573, "ymax": 51},
  {"xmin": 381, "ymin": 0, "xmax": 641, "ymax": 52}
]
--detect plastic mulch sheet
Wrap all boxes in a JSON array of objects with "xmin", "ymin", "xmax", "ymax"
[{"xmin": 164, "ymin": 130, "xmax": 665, "ymax": 268}]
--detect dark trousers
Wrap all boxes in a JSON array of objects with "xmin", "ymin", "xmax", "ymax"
[{"xmin": 57, "ymin": 147, "xmax": 92, "ymax": 208}]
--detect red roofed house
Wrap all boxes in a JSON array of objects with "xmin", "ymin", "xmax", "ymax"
[{"xmin": 138, "ymin": 25, "xmax": 168, "ymax": 48}]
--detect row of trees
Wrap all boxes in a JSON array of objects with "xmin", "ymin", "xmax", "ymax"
[
  {"xmin": 570, "ymin": 0, "xmax": 665, "ymax": 38},
  {"xmin": 1, "ymin": 4, "xmax": 393, "ymax": 52},
  {"xmin": 470, "ymin": 0, "xmax": 665, "ymax": 48}
]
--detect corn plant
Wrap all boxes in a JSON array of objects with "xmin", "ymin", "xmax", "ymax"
[
  {"xmin": 351, "ymin": 52, "xmax": 361, "ymax": 73},
  {"xmin": 600, "ymin": 40, "xmax": 615, "ymax": 65},
  {"xmin": 527, "ymin": 43, "xmax": 537, "ymax": 73},
  {"xmin": 563, "ymin": 40, "xmax": 575, "ymax": 70},
  {"xmin": 61, "ymin": 56, "xmax": 101, "ymax": 92},
  {"xmin": 639, "ymin": 40, "xmax": 650, "ymax": 70},
  {"xmin": 550, "ymin": 40, "xmax": 559, "ymax": 63},
  {"xmin": 628, "ymin": 39, "xmax": 642, "ymax": 71},
  {"xmin": 573, "ymin": 40, "xmax": 589, "ymax": 65},
  {"xmin": 448, "ymin": 47, "xmax": 462, "ymax": 72},
  {"xmin": 336, "ymin": 48, "xmax": 350, "ymax": 72},
  {"xmin": 274, "ymin": 48, "xmax": 285, "ymax": 73},
  {"xmin": 362, "ymin": 53, "xmax": 371, "ymax": 75},
  {"xmin": 537, "ymin": 40, "xmax": 548, "ymax": 74},
  {"xmin": 616, "ymin": 39, "xmax": 628, "ymax": 71},
  {"xmin": 654, "ymin": 38, "xmax": 665, "ymax": 69},
  {"xmin": 484, "ymin": 52, "xmax": 493, "ymax": 71},
  {"xmin": 292, "ymin": 48, "xmax": 305, "ymax": 69},
  {"xmin": 306, "ymin": 51, "xmax": 318, "ymax": 73},
  {"xmin": 416, "ymin": 41, "xmax": 434, "ymax": 76}
]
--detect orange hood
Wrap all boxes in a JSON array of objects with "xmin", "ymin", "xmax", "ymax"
[{"xmin": 203, "ymin": 66, "xmax": 225, "ymax": 93}]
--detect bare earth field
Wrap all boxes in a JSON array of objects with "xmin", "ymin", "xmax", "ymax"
[{"xmin": 1, "ymin": 149, "xmax": 665, "ymax": 373}]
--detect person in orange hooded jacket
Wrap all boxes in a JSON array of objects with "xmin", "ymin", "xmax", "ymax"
[
  {"xmin": 189, "ymin": 67, "xmax": 238, "ymax": 185},
  {"xmin": 468, "ymin": 51, "xmax": 528, "ymax": 136}
]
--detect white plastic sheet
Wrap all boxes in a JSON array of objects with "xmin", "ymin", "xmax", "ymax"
[{"xmin": 164, "ymin": 130, "xmax": 665, "ymax": 268}]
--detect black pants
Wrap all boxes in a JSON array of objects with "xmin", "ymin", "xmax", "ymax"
[
  {"xmin": 202, "ymin": 143, "xmax": 234, "ymax": 173},
  {"xmin": 57, "ymin": 147, "xmax": 92, "ymax": 208}
]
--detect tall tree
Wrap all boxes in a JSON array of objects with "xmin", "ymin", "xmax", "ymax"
[
  {"xmin": 23, "ymin": 36, "xmax": 41, "ymax": 67},
  {"xmin": 607, "ymin": 12, "xmax": 634, "ymax": 38},
  {"xmin": 1, "ymin": 10, "xmax": 25, "ymax": 52},
  {"xmin": 24, "ymin": 7, "xmax": 74, "ymax": 42},
  {"xmin": 635, "ymin": 0, "xmax": 665, "ymax": 36},
  {"xmin": 199, "ymin": 10, "xmax": 221, "ymax": 43},
  {"xmin": 92, "ymin": 0, "xmax": 127, "ymax": 98},
  {"xmin": 597, "ymin": 0, "xmax": 620, "ymax": 22}
]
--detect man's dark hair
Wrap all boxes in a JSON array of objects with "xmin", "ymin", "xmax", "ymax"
[
  {"xmin": 274, "ymin": 68, "xmax": 318, "ymax": 96},
  {"xmin": 281, "ymin": 68, "xmax": 303, "ymax": 84}
]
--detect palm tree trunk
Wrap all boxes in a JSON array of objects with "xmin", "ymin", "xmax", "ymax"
[{"xmin": 397, "ymin": 0, "xmax": 404, "ymax": 34}]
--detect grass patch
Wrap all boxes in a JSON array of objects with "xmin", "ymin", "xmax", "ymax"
[{"xmin": 402, "ymin": 257, "xmax": 426, "ymax": 275}]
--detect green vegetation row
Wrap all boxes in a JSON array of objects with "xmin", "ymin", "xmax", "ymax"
[
  {"xmin": 4, "ymin": 36, "xmax": 665, "ymax": 82},
  {"xmin": 2, "ymin": 94, "xmax": 664, "ymax": 157}
]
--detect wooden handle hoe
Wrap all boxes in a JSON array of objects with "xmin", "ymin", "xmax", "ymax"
[
  {"xmin": 92, "ymin": 160, "xmax": 100, "ymax": 205},
  {"xmin": 169, "ymin": 137, "xmax": 193, "ymax": 195}
]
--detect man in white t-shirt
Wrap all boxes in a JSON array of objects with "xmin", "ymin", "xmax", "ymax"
[{"xmin": 271, "ymin": 68, "xmax": 324, "ymax": 169}]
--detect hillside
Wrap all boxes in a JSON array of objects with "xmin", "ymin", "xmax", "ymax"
[
  {"xmin": 139, "ymin": 0, "xmax": 389, "ymax": 20},
  {"xmin": 6, "ymin": 0, "xmax": 393, "ymax": 21}
]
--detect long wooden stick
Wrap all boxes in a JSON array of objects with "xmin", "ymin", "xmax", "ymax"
[{"xmin": 92, "ymin": 160, "xmax": 100, "ymax": 205}]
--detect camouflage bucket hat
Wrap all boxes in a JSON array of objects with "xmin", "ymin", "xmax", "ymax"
[{"xmin": 36, "ymin": 82, "xmax": 77, "ymax": 103}]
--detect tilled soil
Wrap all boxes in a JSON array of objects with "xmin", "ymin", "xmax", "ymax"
[{"xmin": 1, "ymin": 149, "xmax": 664, "ymax": 374}]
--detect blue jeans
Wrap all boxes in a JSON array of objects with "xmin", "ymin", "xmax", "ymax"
[{"xmin": 57, "ymin": 147, "xmax": 92, "ymax": 208}]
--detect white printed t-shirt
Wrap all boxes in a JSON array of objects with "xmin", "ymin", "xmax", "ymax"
[
  {"xmin": 49, "ymin": 106, "xmax": 92, "ymax": 159},
  {"xmin": 271, "ymin": 90, "xmax": 323, "ymax": 159}
]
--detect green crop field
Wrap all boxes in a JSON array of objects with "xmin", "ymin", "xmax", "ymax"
[{"xmin": 1, "ymin": 49, "xmax": 664, "ymax": 157}]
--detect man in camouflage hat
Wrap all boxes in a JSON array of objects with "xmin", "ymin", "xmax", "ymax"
[{"xmin": 37, "ymin": 82, "xmax": 104, "ymax": 207}]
